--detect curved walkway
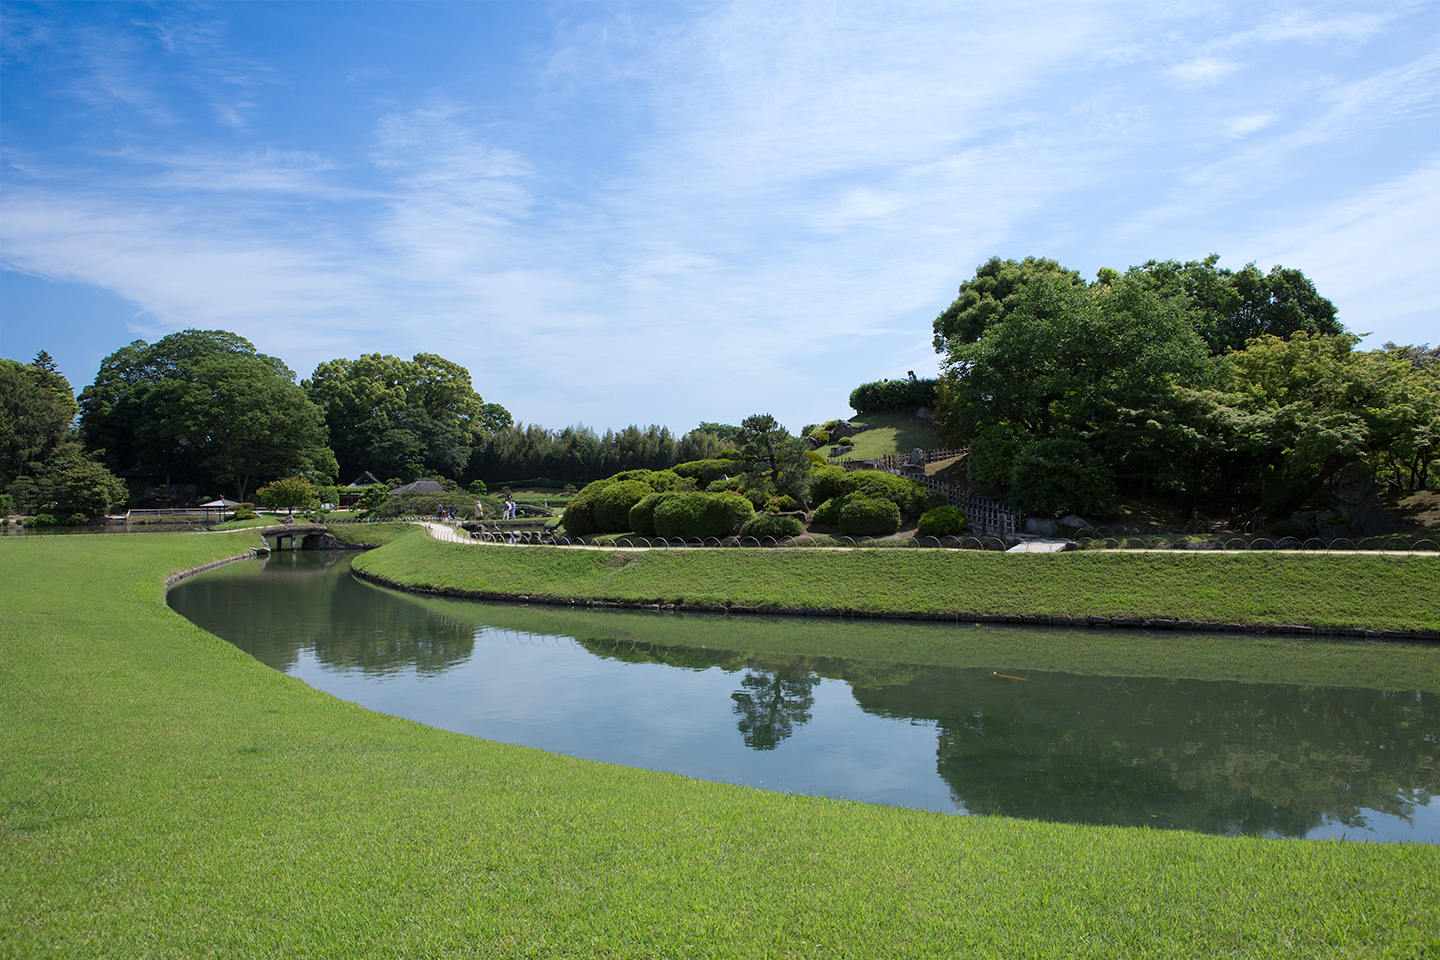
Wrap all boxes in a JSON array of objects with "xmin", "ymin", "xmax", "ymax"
[{"xmin": 418, "ymin": 521, "xmax": 1439, "ymax": 557}]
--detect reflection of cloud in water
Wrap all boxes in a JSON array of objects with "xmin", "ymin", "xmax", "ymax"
[{"xmin": 171, "ymin": 557, "xmax": 1440, "ymax": 839}]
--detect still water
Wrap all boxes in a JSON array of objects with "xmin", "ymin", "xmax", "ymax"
[{"xmin": 168, "ymin": 551, "xmax": 1440, "ymax": 842}]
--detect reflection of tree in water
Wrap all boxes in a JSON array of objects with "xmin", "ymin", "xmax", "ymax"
[
  {"xmin": 852, "ymin": 673, "xmax": 1439, "ymax": 837},
  {"xmin": 578, "ymin": 638, "xmax": 822, "ymax": 751},
  {"xmin": 731, "ymin": 667, "xmax": 820, "ymax": 750},
  {"xmin": 170, "ymin": 553, "xmax": 477, "ymax": 677}
]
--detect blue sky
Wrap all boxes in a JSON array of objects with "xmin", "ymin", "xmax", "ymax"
[{"xmin": 2, "ymin": 1, "xmax": 1436, "ymax": 435}]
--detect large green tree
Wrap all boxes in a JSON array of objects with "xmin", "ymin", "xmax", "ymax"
[
  {"xmin": 939, "ymin": 269, "xmax": 1216, "ymax": 514},
  {"xmin": 931, "ymin": 256, "xmax": 1087, "ymax": 354},
  {"xmin": 1, "ymin": 352, "xmax": 79, "ymax": 487},
  {"xmin": 79, "ymin": 330, "xmax": 334, "ymax": 502},
  {"xmin": 304, "ymin": 353, "xmax": 510, "ymax": 483},
  {"xmin": 1132, "ymin": 255, "xmax": 1341, "ymax": 355}
]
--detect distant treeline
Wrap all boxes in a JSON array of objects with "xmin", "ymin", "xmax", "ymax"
[{"xmin": 467, "ymin": 423, "xmax": 728, "ymax": 486}]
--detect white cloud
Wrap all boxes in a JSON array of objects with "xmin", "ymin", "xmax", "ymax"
[
  {"xmin": 1226, "ymin": 112, "xmax": 1278, "ymax": 138},
  {"xmin": 1167, "ymin": 57, "xmax": 1240, "ymax": 85},
  {"xmin": 1245, "ymin": 156, "xmax": 1440, "ymax": 346},
  {"xmin": 3, "ymin": 1, "xmax": 1437, "ymax": 430}
]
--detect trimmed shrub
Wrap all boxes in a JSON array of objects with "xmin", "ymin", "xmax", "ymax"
[
  {"xmin": 561, "ymin": 499, "xmax": 597, "ymax": 536},
  {"xmin": 672, "ymin": 459, "xmax": 742, "ymax": 489},
  {"xmin": 846, "ymin": 470, "xmax": 943, "ymax": 517},
  {"xmin": 31, "ymin": 512, "xmax": 60, "ymax": 526},
  {"xmin": 590, "ymin": 480, "xmax": 655, "ymax": 532},
  {"xmin": 368, "ymin": 491, "xmax": 479, "ymax": 521},
  {"xmin": 765, "ymin": 494, "xmax": 802, "ymax": 513},
  {"xmin": 653, "ymin": 492, "xmax": 755, "ymax": 539},
  {"xmin": 812, "ymin": 496, "xmax": 843, "ymax": 526},
  {"xmin": 629, "ymin": 492, "xmax": 679, "ymax": 537},
  {"xmin": 810, "ymin": 465, "xmax": 854, "ymax": 503},
  {"xmin": 918, "ymin": 504, "xmax": 968, "ymax": 537},
  {"xmin": 849, "ymin": 378, "xmax": 938, "ymax": 414},
  {"xmin": 839, "ymin": 496, "xmax": 901, "ymax": 536},
  {"xmin": 562, "ymin": 471, "xmax": 679, "ymax": 535},
  {"xmin": 740, "ymin": 512, "xmax": 804, "ymax": 539}
]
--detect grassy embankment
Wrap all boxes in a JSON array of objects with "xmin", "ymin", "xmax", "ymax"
[
  {"xmin": 4, "ymin": 531, "xmax": 1439, "ymax": 958},
  {"xmin": 828, "ymin": 409, "xmax": 938, "ymax": 461},
  {"xmin": 355, "ymin": 528, "xmax": 1440, "ymax": 635}
]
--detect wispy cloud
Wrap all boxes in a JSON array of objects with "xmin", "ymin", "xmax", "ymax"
[
  {"xmin": 2, "ymin": 1, "xmax": 1436, "ymax": 429},
  {"xmin": 1167, "ymin": 57, "xmax": 1241, "ymax": 85}
]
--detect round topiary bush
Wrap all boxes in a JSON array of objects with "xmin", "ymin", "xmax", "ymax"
[
  {"xmin": 848, "ymin": 469, "xmax": 941, "ymax": 517},
  {"xmin": 740, "ymin": 512, "xmax": 804, "ymax": 539},
  {"xmin": 653, "ymin": 491, "xmax": 755, "ymax": 538},
  {"xmin": 629, "ymin": 492, "xmax": 678, "ymax": 537},
  {"xmin": 811, "ymin": 496, "xmax": 842, "ymax": 526},
  {"xmin": 765, "ymin": 494, "xmax": 802, "ymax": 513},
  {"xmin": 590, "ymin": 479, "xmax": 654, "ymax": 532},
  {"xmin": 810, "ymin": 465, "xmax": 853, "ymax": 503},
  {"xmin": 672, "ymin": 459, "xmax": 743, "ymax": 489},
  {"xmin": 839, "ymin": 496, "xmax": 900, "ymax": 536},
  {"xmin": 917, "ymin": 504, "xmax": 968, "ymax": 537}
]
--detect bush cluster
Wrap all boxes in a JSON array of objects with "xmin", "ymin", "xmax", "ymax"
[
  {"xmin": 628, "ymin": 492, "xmax": 676, "ymax": 537},
  {"xmin": 848, "ymin": 378, "xmax": 938, "ymax": 414},
  {"xmin": 367, "ymin": 491, "xmax": 480, "ymax": 521},
  {"xmin": 917, "ymin": 505, "xmax": 968, "ymax": 536},
  {"xmin": 839, "ymin": 496, "xmax": 901, "ymax": 536},
  {"xmin": 671, "ymin": 459, "xmax": 742, "ymax": 489},
  {"xmin": 562, "ymin": 470, "xmax": 681, "ymax": 535},
  {"xmin": 653, "ymin": 492, "xmax": 754, "ymax": 538},
  {"xmin": 740, "ymin": 512, "xmax": 804, "ymax": 539}
]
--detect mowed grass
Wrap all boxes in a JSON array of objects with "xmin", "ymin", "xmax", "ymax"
[
  {"xmin": 355, "ymin": 531, "xmax": 1440, "ymax": 634},
  {"xmin": 3, "ymin": 532, "xmax": 1438, "ymax": 958},
  {"xmin": 831, "ymin": 409, "xmax": 939, "ymax": 461}
]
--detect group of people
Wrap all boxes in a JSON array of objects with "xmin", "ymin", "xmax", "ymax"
[{"xmin": 435, "ymin": 494, "xmax": 518, "ymax": 523}]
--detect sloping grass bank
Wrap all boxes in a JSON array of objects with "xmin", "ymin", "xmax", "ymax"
[
  {"xmin": 353, "ymin": 532, "xmax": 1440, "ymax": 635},
  {"xmin": 3, "ymin": 533, "xmax": 1438, "ymax": 958}
]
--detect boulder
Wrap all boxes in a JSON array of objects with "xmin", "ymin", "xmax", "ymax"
[
  {"xmin": 1331, "ymin": 464, "xmax": 1404, "ymax": 535},
  {"xmin": 1059, "ymin": 514, "xmax": 1097, "ymax": 534},
  {"xmin": 1024, "ymin": 518, "xmax": 1059, "ymax": 536},
  {"xmin": 909, "ymin": 447, "xmax": 926, "ymax": 466}
]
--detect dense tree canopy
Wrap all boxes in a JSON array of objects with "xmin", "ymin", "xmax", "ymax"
[
  {"xmin": 1, "ymin": 352, "xmax": 79, "ymax": 487},
  {"xmin": 80, "ymin": 330, "xmax": 333, "ymax": 502},
  {"xmin": 1131, "ymin": 255, "xmax": 1342, "ymax": 355},
  {"xmin": 934, "ymin": 254, "xmax": 1437, "ymax": 518},
  {"xmin": 305, "ymin": 353, "xmax": 509, "ymax": 483},
  {"xmin": 469, "ymin": 422, "xmax": 725, "ymax": 486},
  {"xmin": 931, "ymin": 256, "xmax": 1086, "ymax": 354}
]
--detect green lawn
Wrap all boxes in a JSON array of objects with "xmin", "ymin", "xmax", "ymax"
[
  {"xmin": 355, "ymin": 531, "xmax": 1440, "ymax": 635},
  {"xmin": 3, "ymin": 532, "xmax": 1437, "ymax": 958},
  {"xmin": 833, "ymin": 409, "xmax": 940, "ymax": 460}
]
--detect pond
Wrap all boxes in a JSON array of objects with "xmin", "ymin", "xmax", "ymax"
[{"xmin": 168, "ymin": 550, "xmax": 1440, "ymax": 842}]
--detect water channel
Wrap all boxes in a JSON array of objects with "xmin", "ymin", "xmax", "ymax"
[{"xmin": 167, "ymin": 550, "xmax": 1440, "ymax": 842}]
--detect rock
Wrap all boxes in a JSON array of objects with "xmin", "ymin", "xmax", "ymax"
[
  {"xmin": 1024, "ymin": 518, "xmax": 1059, "ymax": 536},
  {"xmin": 1059, "ymin": 514, "xmax": 1097, "ymax": 534},
  {"xmin": 1331, "ymin": 464, "xmax": 1405, "ymax": 535},
  {"xmin": 909, "ymin": 447, "xmax": 926, "ymax": 466},
  {"xmin": 915, "ymin": 406, "xmax": 933, "ymax": 420}
]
